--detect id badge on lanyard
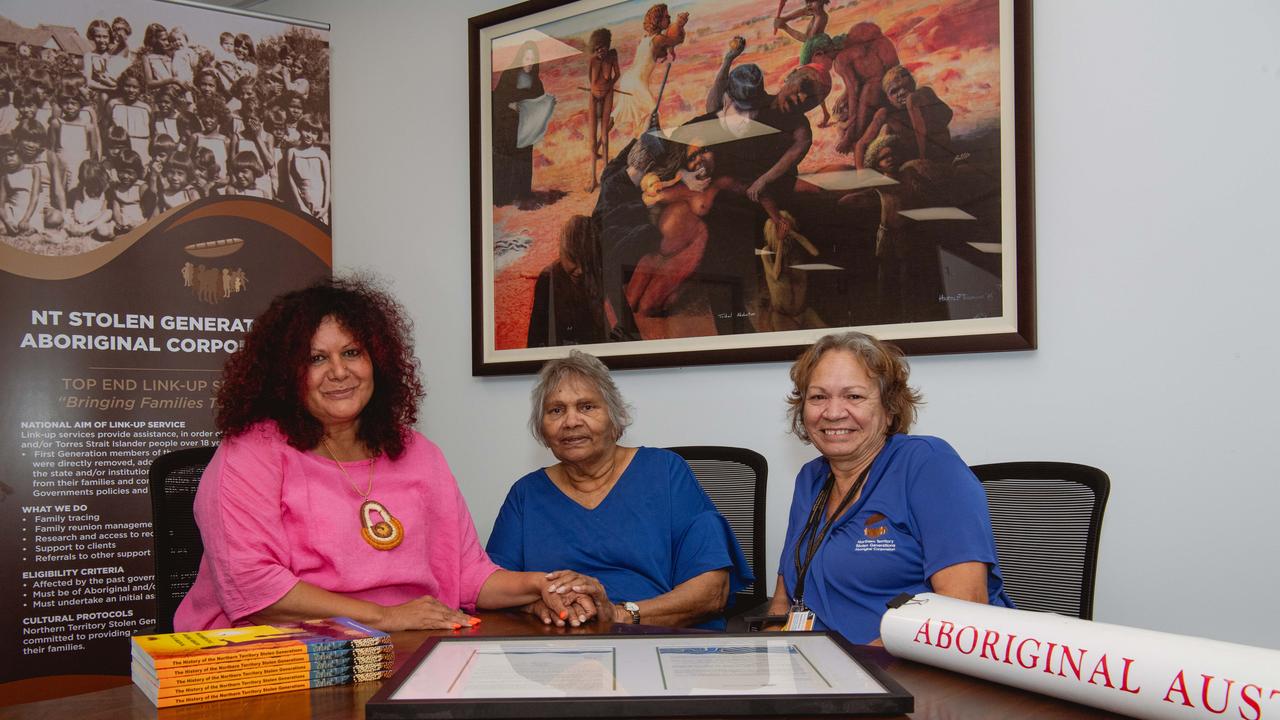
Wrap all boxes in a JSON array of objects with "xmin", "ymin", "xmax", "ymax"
[{"xmin": 785, "ymin": 602, "xmax": 815, "ymax": 631}]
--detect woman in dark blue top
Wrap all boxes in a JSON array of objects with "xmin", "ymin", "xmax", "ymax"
[
  {"xmin": 487, "ymin": 350, "xmax": 752, "ymax": 629},
  {"xmin": 766, "ymin": 332, "xmax": 1013, "ymax": 644}
]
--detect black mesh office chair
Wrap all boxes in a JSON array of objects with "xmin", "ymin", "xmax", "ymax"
[
  {"xmin": 666, "ymin": 446, "xmax": 767, "ymax": 619},
  {"xmin": 970, "ymin": 461, "xmax": 1110, "ymax": 620},
  {"xmin": 149, "ymin": 445, "xmax": 217, "ymax": 633}
]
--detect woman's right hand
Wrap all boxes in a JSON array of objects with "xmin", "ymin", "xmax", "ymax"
[
  {"xmin": 522, "ymin": 598, "xmax": 558, "ymax": 625},
  {"xmin": 376, "ymin": 595, "xmax": 478, "ymax": 632},
  {"xmin": 543, "ymin": 570, "xmax": 612, "ymax": 625},
  {"xmin": 522, "ymin": 597, "xmax": 596, "ymax": 627},
  {"xmin": 762, "ymin": 574, "xmax": 791, "ymax": 630}
]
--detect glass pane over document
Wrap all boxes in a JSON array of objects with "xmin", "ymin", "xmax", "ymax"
[{"xmin": 390, "ymin": 635, "xmax": 886, "ymax": 700}]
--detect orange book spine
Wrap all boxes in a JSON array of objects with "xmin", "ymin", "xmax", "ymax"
[
  {"xmin": 154, "ymin": 671, "xmax": 312, "ymax": 698},
  {"xmin": 149, "ymin": 677, "xmax": 313, "ymax": 708},
  {"xmin": 133, "ymin": 655, "xmax": 394, "ymax": 692},
  {"xmin": 141, "ymin": 643, "xmax": 390, "ymax": 679},
  {"xmin": 146, "ymin": 653, "xmax": 313, "ymax": 680},
  {"xmin": 134, "ymin": 662, "xmax": 311, "ymax": 693}
]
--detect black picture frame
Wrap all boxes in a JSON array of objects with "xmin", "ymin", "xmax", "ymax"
[
  {"xmin": 470, "ymin": 0, "xmax": 1034, "ymax": 375},
  {"xmin": 366, "ymin": 632, "xmax": 913, "ymax": 718}
]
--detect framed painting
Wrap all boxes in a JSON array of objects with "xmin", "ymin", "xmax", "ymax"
[{"xmin": 470, "ymin": 0, "xmax": 1033, "ymax": 374}]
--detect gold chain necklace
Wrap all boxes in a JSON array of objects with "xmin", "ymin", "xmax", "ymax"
[{"xmin": 321, "ymin": 437, "xmax": 404, "ymax": 551}]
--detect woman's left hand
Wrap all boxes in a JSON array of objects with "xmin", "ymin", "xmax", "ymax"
[{"xmin": 542, "ymin": 570, "xmax": 611, "ymax": 625}]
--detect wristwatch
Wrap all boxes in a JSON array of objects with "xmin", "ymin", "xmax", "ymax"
[{"xmin": 622, "ymin": 601, "xmax": 641, "ymax": 624}]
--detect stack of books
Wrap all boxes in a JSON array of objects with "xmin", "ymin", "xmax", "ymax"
[{"xmin": 130, "ymin": 617, "xmax": 395, "ymax": 708}]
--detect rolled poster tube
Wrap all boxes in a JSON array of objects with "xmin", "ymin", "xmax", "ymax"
[{"xmin": 880, "ymin": 593, "xmax": 1280, "ymax": 720}]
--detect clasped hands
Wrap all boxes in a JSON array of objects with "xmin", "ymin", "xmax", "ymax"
[
  {"xmin": 524, "ymin": 570, "xmax": 613, "ymax": 628},
  {"xmin": 374, "ymin": 570, "xmax": 613, "ymax": 631}
]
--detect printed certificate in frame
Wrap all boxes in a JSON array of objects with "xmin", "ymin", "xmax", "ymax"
[{"xmin": 367, "ymin": 632, "xmax": 912, "ymax": 718}]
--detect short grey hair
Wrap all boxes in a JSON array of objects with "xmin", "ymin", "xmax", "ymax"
[{"xmin": 528, "ymin": 350, "xmax": 633, "ymax": 446}]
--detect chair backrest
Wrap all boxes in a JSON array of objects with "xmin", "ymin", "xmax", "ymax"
[
  {"xmin": 666, "ymin": 446, "xmax": 767, "ymax": 614},
  {"xmin": 969, "ymin": 461, "xmax": 1110, "ymax": 620},
  {"xmin": 149, "ymin": 445, "xmax": 217, "ymax": 633}
]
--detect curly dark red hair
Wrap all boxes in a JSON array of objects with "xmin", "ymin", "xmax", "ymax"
[{"xmin": 215, "ymin": 276, "xmax": 424, "ymax": 459}]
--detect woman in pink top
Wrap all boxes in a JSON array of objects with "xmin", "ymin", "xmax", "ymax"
[{"xmin": 173, "ymin": 277, "xmax": 606, "ymax": 631}]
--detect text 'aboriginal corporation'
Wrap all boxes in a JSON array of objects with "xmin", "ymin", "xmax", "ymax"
[
  {"xmin": 19, "ymin": 310, "xmax": 256, "ymax": 354},
  {"xmin": 20, "ymin": 333, "xmax": 242, "ymax": 354}
]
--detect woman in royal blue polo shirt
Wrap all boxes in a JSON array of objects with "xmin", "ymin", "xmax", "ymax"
[{"xmin": 766, "ymin": 331, "xmax": 1014, "ymax": 644}]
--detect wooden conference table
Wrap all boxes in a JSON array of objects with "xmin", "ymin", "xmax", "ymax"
[{"xmin": 0, "ymin": 612, "xmax": 1128, "ymax": 720}]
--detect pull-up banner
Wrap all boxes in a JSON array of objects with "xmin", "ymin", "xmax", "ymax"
[
  {"xmin": 0, "ymin": 0, "xmax": 331, "ymax": 701},
  {"xmin": 1, "ymin": 199, "xmax": 331, "ymax": 697}
]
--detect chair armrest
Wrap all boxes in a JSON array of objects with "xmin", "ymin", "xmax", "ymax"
[
  {"xmin": 726, "ymin": 597, "xmax": 787, "ymax": 632},
  {"xmin": 742, "ymin": 614, "xmax": 789, "ymax": 632}
]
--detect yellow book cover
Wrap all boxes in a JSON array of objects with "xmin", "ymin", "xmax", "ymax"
[
  {"xmin": 131, "ymin": 617, "xmax": 388, "ymax": 669},
  {"xmin": 132, "ymin": 640, "xmax": 312, "ymax": 669}
]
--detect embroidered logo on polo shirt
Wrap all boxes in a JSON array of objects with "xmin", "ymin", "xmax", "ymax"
[
  {"xmin": 854, "ymin": 513, "xmax": 896, "ymax": 551},
  {"xmin": 864, "ymin": 513, "xmax": 888, "ymax": 538}
]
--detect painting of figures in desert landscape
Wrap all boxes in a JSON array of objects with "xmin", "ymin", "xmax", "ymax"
[{"xmin": 471, "ymin": 0, "xmax": 1032, "ymax": 373}]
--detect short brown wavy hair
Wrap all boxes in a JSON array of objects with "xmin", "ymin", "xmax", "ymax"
[
  {"xmin": 643, "ymin": 4, "xmax": 669, "ymax": 35},
  {"xmin": 786, "ymin": 331, "xmax": 922, "ymax": 443},
  {"xmin": 214, "ymin": 276, "xmax": 424, "ymax": 459}
]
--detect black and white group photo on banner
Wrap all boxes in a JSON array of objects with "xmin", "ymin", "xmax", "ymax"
[{"xmin": 0, "ymin": 0, "xmax": 331, "ymax": 256}]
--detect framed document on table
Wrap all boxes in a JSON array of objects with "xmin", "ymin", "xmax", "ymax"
[{"xmin": 367, "ymin": 632, "xmax": 912, "ymax": 718}]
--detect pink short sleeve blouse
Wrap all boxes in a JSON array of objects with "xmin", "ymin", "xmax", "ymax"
[{"xmin": 173, "ymin": 423, "xmax": 499, "ymax": 631}]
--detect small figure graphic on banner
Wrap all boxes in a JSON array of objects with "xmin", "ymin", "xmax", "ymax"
[{"xmin": 182, "ymin": 262, "xmax": 249, "ymax": 305}]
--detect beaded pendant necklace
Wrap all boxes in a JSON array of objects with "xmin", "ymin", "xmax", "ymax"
[{"xmin": 321, "ymin": 437, "xmax": 403, "ymax": 551}]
